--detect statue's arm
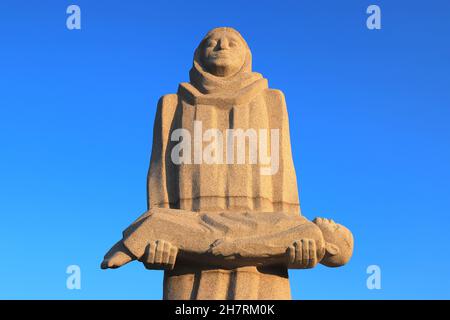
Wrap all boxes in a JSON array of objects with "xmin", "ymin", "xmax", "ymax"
[
  {"xmin": 147, "ymin": 94, "xmax": 178, "ymax": 210},
  {"xmin": 264, "ymin": 88, "xmax": 301, "ymax": 214}
]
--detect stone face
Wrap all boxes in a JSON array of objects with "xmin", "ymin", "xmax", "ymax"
[{"xmin": 101, "ymin": 27, "xmax": 354, "ymax": 300}]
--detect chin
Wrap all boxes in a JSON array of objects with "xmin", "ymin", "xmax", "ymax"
[
  {"xmin": 209, "ymin": 58, "xmax": 231, "ymax": 68},
  {"xmin": 204, "ymin": 59, "xmax": 241, "ymax": 77}
]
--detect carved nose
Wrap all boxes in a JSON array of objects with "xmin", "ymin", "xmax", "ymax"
[{"xmin": 217, "ymin": 38, "xmax": 230, "ymax": 50}]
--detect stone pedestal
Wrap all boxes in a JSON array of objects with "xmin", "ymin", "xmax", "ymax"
[{"xmin": 164, "ymin": 265, "xmax": 291, "ymax": 300}]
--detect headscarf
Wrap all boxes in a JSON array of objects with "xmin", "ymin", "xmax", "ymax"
[{"xmin": 189, "ymin": 27, "xmax": 263, "ymax": 95}]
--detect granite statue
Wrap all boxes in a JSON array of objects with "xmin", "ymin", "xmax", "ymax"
[{"xmin": 102, "ymin": 27, "xmax": 354, "ymax": 300}]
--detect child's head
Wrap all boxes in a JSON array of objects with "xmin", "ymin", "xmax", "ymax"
[{"xmin": 313, "ymin": 217, "xmax": 354, "ymax": 267}]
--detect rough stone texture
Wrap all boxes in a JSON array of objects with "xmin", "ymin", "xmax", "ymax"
[
  {"xmin": 163, "ymin": 265, "xmax": 291, "ymax": 300},
  {"xmin": 102, "ymin": 27, "xmax": 354, "ymax": 300}
]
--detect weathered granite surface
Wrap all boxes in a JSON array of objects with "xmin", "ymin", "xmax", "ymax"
[{"xmin": 102, "ymin": 27, "xmax": 354, "ymax": 300}]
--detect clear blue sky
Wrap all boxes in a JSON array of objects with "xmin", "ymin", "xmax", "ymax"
[{"xmin": 0, "ymin": 0, "xmax": 449, "ymax": 299}]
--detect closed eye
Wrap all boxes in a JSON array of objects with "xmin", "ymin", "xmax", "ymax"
[{"xmin": 207, "ymin": 40, "xmax": 217, "ymax": 47}]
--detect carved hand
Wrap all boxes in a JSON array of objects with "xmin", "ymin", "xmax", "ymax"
[
  {"xmin": 140, "ymin": 240, "xmax": 178, "ymax": 270},
  {"xmin": 287, "ymin": 239, "xmax": 318, "ymax": 269}
]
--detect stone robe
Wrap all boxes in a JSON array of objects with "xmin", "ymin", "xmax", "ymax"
[{"xmin": 136, "ymin": 30, "xmax": 302, "ymax": 298}]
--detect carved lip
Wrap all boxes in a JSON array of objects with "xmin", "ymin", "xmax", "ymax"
[{"xmin": 210, "ymin": 51, "xmax": 232, "ymax": 58}]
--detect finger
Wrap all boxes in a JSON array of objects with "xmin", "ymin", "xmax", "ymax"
[
  {"xmin": 155, "ymin": 240, "xmax": 164, "ymax": 264},
  {"xmin": 302, "ymin": 239, "xmax": 309, "ymax": 267},
  {"xmin": 147, "ymin": 241, "xmax": 156, "ymax": 264},
  {"xmin": 294, "ymin": 241, "xmax": 302, "ymax": 265},
  {"xmin": 168, "ymin": 246, "xmax": 178, "ymax": 269},
  {"xmin": 162, "ymin": 241, "xmax": 170, "ymax": 263},
  {"xmin": 308, "ymin": 239, "xmax": 316, "ymax": 268},
  {"xmin": 287, "ymin": 245, "xmax": 295, "ymax": 264}
]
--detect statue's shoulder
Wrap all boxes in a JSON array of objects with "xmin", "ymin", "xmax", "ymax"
[
  {"xmin": 263, "ymin": 88, "xmax": 287, "ymax": 106},
  {"xmin": 155, "ymin": 93, "xmax": 178, "ymax": 122},
  {"xmin": 157, "ymin": 93, "xmax": 178, "ymax": 110},
  {"xmin": 262, "ymin": 88, "xmax": 289, "ymax": 117}
]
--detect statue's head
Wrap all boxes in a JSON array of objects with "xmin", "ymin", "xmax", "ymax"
[
  {"xmin": 196, "ymin": 27, "xmax": 250, "ymax": 77},
  {"xmin": 313, "ymin": 217, "xmax": 354, "ymax": 267}
]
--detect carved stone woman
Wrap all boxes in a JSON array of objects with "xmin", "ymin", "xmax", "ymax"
[{"xmin": 102, "ymin": 27, "xmax": 353, "ymax": 299}]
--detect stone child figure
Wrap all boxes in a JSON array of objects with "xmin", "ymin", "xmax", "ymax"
[
  {"xmin": 102, "ymin": 27, "xmax": 354, "ymax": 300},
  {"xmin": 102, "ymin": 210, "xmax": 353, "ymax": 270}
]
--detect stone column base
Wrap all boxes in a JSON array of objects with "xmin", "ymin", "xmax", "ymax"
[{"xmin": 163, "ymin": 264, "xmax": 291, "ymax": 300}]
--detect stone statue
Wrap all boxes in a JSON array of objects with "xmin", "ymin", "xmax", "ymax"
[{"xmin": 101, "ymin": 27, "xmax": 354, "ymax": 300}]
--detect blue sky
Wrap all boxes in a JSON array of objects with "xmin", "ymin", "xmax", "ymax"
[{"xmin": 0, "ymin": 0, "xmax": 449, "ymax": 299}]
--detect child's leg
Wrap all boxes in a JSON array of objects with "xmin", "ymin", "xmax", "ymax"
[
  {"xmin": 102, "ymin": 208, "xmax": 225, "ymax": 270},
  {"xmin": 101, "ymin": 240, "xmax": 133, "ymax": 269},
  {"xmin": 122, "ymin": 208, "xmax": 223, "ymax": 256}
]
